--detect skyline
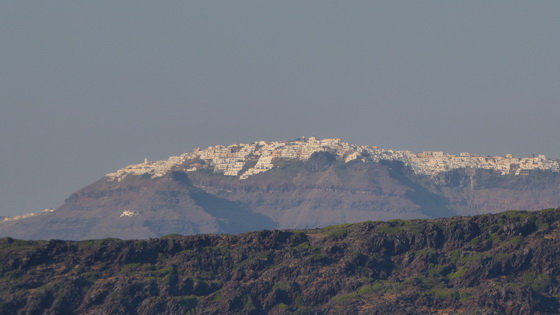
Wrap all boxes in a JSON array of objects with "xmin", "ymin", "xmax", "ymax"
[{"xmin": 1, "ymin": 1, "xmax": 559, "ymax": 216}]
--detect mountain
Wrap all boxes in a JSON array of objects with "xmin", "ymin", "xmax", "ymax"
[
  {"xmin": 1, "ymin": 137, "xmax": 560, "ymax": 240},
  {"xmin": 1, "ymin": 209, "xmax": 560, "ymax": 314}
]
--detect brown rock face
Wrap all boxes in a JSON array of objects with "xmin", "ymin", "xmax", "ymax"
[
  {"xmin": 1, "ymin": 209, "xmax": 560, "ymax": 314},
  {"xmin": 1, "ymin": 154, "xmax": 560, "ymax": 240}
]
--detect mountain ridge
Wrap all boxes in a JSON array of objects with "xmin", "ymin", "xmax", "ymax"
[{"xmin": 2, "ymin": 137, "xmax": 560, "ymax": 240}]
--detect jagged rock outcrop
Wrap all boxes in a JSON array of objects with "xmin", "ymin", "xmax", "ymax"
[{"xmin": 2, "ymin": 209, "xmax": 560, "ymax": 314}]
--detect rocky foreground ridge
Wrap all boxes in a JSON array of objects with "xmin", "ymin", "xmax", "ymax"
[
  {"xmin": 2, "ymin": 209, "xmax": 560, "ymax": 314},
  {"xmin": 2, "ymin": 137, "xmax": 560, "ymax": 240}
]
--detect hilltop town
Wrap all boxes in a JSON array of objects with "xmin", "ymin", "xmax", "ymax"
[
  {"xmin": 5, "ymin": 138, "xmax": 560, "ymax": 238},
  {"xmin": 106, "ymin": 137, "xmax": 560, "ymax": 182}
]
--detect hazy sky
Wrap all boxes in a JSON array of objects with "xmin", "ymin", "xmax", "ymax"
[{"xmin": 1, "ymin": 1, "xmax": 559, "ymax": 216}]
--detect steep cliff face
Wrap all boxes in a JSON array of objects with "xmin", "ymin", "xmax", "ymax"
[
  {"xmin": 2, "ymin": 153, "xmax": 560, "ymax": 240},
  {"xmin": 0, "ymin": 171, "xmax": 275, "ymax": 240},
  {"xmin": 2, "ymin": 209, "xmax": 560, "ymax": 314},
  {"xmin": 431, "ymin": 168, "xmax": 560, "ymax": 215},
  {"xmin": 186, "ymin": 158, "xmax": 427, "ymax": 229}
]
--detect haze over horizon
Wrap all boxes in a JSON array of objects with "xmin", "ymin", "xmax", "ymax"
[{"xmin": 1, "ymin": 1, "xmax": 559, "ymax": 217}]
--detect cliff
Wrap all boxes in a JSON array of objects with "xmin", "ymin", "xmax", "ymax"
[{"xmin": 2, "ymin": 138, "xmax": 560, "ymax": 240}]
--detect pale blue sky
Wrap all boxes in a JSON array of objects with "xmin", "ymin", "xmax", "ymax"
[{"xmin": 1, "ymin": 1, "xmax": 559, "ymax": 216}]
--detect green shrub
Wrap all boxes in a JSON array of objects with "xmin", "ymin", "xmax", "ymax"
[
  {"xmin": 173, "ymin": 295, "xmax": 197, "ymax": 310},
  {"xmin": 490, "ymin": 233, "xmax": 501, "ymax": 243},
  {"xmin": 357, "ymin": 285, "xmax": 373, "ymax": 295},
  {"xmin": 327, "ymin": 228, "xmax": 348, "ymax": 238},
  {"xmin": 469, "ymin": 237, "xmax": 480, "ymax": 245},
  {"xmin": 533, "ymin": 274, "xmax": 553, "ymax": 293},
  {"xmin": 297, "ymin": 242, "xmax": 311, "ymax": 250},
  {"xmin": 333, "ymin": 292, "xmax": 359, "ymax": 302},
  {"xmin": 277, "ymin": 303, "xmax": 289, "ymax": 311},
  {"xmin": 294, "ymin": 296, "xmax": 305, "ymax": 306},
  {"xmin": 243, "ymin": 295, "xmax": 256, "ymax": 310},
  {"xmin": 308, "ymin": 253, "xmax": 329, "ymax": 263},
  {"xmin": 274, "ymin": 281, "xmax": 288, "ymax": 291},
  {"xmin": 523, "ymin": 272, "xmax": 551, "ymax": 292},
  {"xmin": 449, "ymin": 249, "xmax": 461, "ymax": 264},
  {"xmin": 448, "ymin": 266, "xmax": 468, "ymax": 279}
]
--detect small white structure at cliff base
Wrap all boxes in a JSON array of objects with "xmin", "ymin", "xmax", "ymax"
[{"xmin": 120, "ymin": 210, "xmax": 139, "ymax": 217}]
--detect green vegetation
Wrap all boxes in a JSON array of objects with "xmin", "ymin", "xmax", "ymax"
[
  {"xmin": 430, "ymin": 288, "xmax": 460, "ymax": 300},
  {"xmin": 297, "ymin": 242, "xmax": 311, "ymax": 250},
  {"xmin": 405, "ymin": 275, "xmax": 446, "ymax": 290},
  {"xmin": 500, "ymin": 236, "xmax": 522, "ymax": 249},
  {"xmin": 308, "ymin": 253, "xmax": 329, "ymax": 263},
  {"xmin": 414, "ymin": 248, "xmax": 438, "ymax": 261},
  {"xmin": 292, "ymin": 308, "xmax": 312, "ymax": 315},
  {"xmin": 154, "ymin": 265, "xmax": 175, "ymax": 276},
  {"xmin": 326, "ymin": 228, "xmax": 348, "ymax": 238},
  {"xmin": 1, "ymin": 209, "xmax": 560, "ymax": 313},
  {"xmin": 173, "ymin": 295, "xmax": 198, "ymax": 311},
  {"xmin": 332, "ymin": 292, "xmax": 360, "ymax": 303},
  {"xmin": 321, "ymin": 223, "xmax": 352, "ymax": 230},
  {"xmin": 469, "ymin": 237, "xmax": 480, "ymax": 245},
  {"xmin": 255, "ymin": 250, "xmax": 273, "ymax": 260},
  {"xmin": 490, "ymin": 232, "xmax": 501, "ymax": 243},
  {"xmin": 80, "ymin": 271, "xmax": 100, "ymax": 282},
  {"xmin": 449, "ymin": 249, "xmax": 461, "ymax": 264},
  {"xmin": 277, "ymin": 303, "xmax": 289, "ymax": 311},
  {"xmin": 376, "ymin": 224, "xmax": 401, "ymax": 235},
  {"xmin": 321, "ymin": 223, "xmax": 351, "ymax": 238},
  {"xmin": 447, "ymin": 266, "xmax": 468, "ymax": 279},
  {"xmin": 538, "ymin": 222, "xmax": 551, "ymax": 232},
  {"xmin": 501, "ymin": 210, "xmax": 532, "ymax": 219},
  {"xmin": 274, "ymin": 281, "xmax": 289, "ymax": 291},
  {"xmin": 0, "ymin": 238, "xmax": 43, "ymax": 250},
  {"xmin": 243, "ymin": 295, "xmax": 256, "ymax": 311},
  {"xmin": 356, "ymin": 284, "xmax": 374, "ymax": 295},
  {"xmin": 369, "ymin": 280, "xmax": 406, "ymax": 294},
  {"xmin": 79, "ymin": 238, "xmax": 121, "ymax": 248},
  {"xmin": 212, "ymin": 291, "xmax": 222, "ymax": 302},
  {"xmin": 376, "ymin": 219, "xmax": 420, "ymax": 235},
  {"xmin": 523, "ymin": 272, "xmax": 552, "ymax": 293}
]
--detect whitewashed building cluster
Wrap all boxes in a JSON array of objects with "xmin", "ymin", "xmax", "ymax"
[
  {"xmin": 1, "ymin": 208, "xmax": 54, "ymax": 222},
  {"xmin": 106, "ymin": 137, "xmax": 560, "ymax": 182}
]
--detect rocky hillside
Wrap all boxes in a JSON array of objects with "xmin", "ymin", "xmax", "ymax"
[
  {"xmin": 1, "ymin": 209, "xmax": 560, "ymax": 314},
  {"xmin": 2, "ymin": 137, "xmax": 560, "ymax": 240}
]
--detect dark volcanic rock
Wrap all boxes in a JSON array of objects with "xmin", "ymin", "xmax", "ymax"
[{"xmin": 2, "ymin": 210, "xmax": 560, "ymax": 314}]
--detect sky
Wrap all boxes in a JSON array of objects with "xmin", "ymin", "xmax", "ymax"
[{"xmin": 1, "ymin": 1, "xmax": 559, "ymax": 217}]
